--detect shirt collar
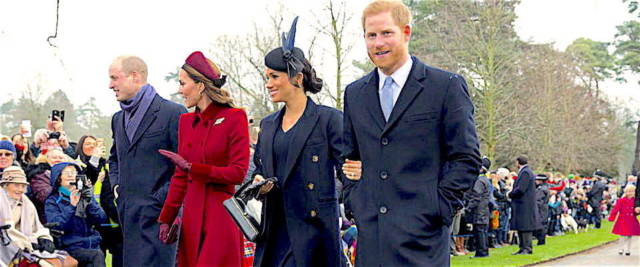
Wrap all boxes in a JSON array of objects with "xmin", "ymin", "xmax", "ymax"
[
  {"xmin": 519, "ymin": 165, "xmax": 527, "ymax": 172},
  {"xmin": 377, "ymin": 55, "xmax": 413, "ymax": 90}
]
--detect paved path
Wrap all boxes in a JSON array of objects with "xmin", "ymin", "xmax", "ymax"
[{"xmin": 533, "ymin": 238, "xmax": 639, "ymax": 266}]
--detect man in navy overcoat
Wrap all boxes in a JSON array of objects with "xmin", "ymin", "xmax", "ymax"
[
  {"xmin": 508, "ymin": 156, "xmax": 538, "ymax": 255},
  {"xmin": 107, "ymin": 56, "xmax": 186, "ymax": 266},
  {"xmin": 341, "ymin": 1, "xmax": 481, "ymax": 266}
]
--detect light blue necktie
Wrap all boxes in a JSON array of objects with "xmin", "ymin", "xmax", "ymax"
[{"xmin": 380, "ymin": 76, "xmax": 395, "ymax": 121}]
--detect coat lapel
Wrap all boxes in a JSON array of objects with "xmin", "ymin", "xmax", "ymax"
[
  {"xmin": 128, "ymin": 96, "xmax": 160, "ymax": 152},
  {"xmin": 382, "ymin": 58, "xmax": 426, "ymax": 136},
  {"xmin": 115, "ymin": 112, "xmax": 131, "ymax": 149},
  {"xmin": 260, "ymin": 111, "xmax": 281, "ymax": 178},
  {"xmin": 282, "ymin": 99, "xmax": 320, "ymax": 185},
  {"xmin": 362, "ymin": 71, "xmax": 385, "ymax": 132}
]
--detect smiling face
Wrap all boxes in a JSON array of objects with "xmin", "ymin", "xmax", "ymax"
[
  {"xmin": 82, "ymin": 136, "xmax": 97, "ymax": 156},
  {"xmin": 0, "ymin": 149, "xmax": 14, "ymax": 169},
  {"xmin": 178, "ymin": 69, "xmax": 204, "ymax": 108},
  {"xmin": 59, "ymin": 166, "xmax": 77, "ymax": 189},
  {"xmin": 3, "ymin": 183, "xmax": 26, "ymax": 200},
  {"xmin": 364, "ymin": 11, "xmax": 411, "ymax": 75},
  {"xmin": 264, "ymin": 68, "xmax": 302, "ymax": 103}
]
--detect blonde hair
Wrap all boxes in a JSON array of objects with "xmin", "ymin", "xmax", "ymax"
[
  {"xmin": 114, "ymin": 55, "xmax": 148, "ymax": 83},
  {"xmin": 361, "ymin": 0, "xmax": 412, "ymax": 31},
  {"xmin": 182, "ymin": 61, "xmax": 237, "ymax": 109},
  {"xmin": 624, "ymin": 185, "xmax": 636, "ymax": 197},
  {"xmin": 497, "ymin": 168, "xmax": 510, "ymax": 178}
]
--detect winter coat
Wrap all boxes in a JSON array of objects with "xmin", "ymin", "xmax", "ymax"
[
  {"xmin": 27, "ymin": 164, "xmax": 52, "ymax": 223},
  {"xmin": 535, "ymin": 183, "xmax": 550, "ymax": 228},
  {"xmin": 467, "ymin": 175, "xmax": 491, "ymax": 225},
  {"xmin": 108, "ymin": 94, "xmax": 185, "ymax": 266},
  {"xmin": 608, "ymin": 197, "xmax": 640, "ymax": 236},
  {"xmin": 158, "ymin": 103, "xmax": 249, "ymax": 267},
  {"xmin": 509, "ymin": 166, "xmax": 539, "ymax": 231}
]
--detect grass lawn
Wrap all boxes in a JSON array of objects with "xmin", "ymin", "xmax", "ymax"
[
  {"xmin": 102, "ymin": 222, "xmax": 615, "ymax": 267},
  {"xmin": 451, "ymin": 221, "xmax": 617, "ymax": 267}
]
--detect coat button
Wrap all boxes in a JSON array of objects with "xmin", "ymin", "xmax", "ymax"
[
  {"xmin": 312, "ymin": 155, "xmax": 319, "ymax": 162},
  {"xmin": 307, "ymin": 183, "xmax": 315, "ymax": 190},
  {"xmin": 379, "ymin": 206, "xmax": 388, "ymax": 214},
  {"xmin": 380, "ymin": 171, "xmax": 388, "ymax": 180},
  {"xmin": 381, "ymin": 138, "xmax": 389, "ymax": 145},
  {"xmin": 310, "ymin": 210, "xmax": 317, "ymax": 217}
]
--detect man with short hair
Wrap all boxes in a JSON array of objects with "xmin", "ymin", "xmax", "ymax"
[
  {"xmin": 341, "ymin": 0, "xmax": 481, "ymax": 265},
  {"xmin": 108, "ymin": 55, "xmax": 186, "ymax": 266},
  {"xmin": 586, "ymin": 171, "xmax": 606, "ymax": 229},
  {"xmin": 509, "ymin": 156, "xmax": 538, "ymax": 255}
]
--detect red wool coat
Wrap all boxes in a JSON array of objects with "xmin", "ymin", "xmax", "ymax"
[
  {"xmin": 608, "ymin": 197, "xmax": 640, "ymax": 236},
  {"xmin": 158, "ymin": 103, "xmax": 250, "ymax": 267}
]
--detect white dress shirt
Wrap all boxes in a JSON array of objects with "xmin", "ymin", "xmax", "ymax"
[{"xmin": 377, "ymin": 56, "xmax": 414, "ymax": 106}]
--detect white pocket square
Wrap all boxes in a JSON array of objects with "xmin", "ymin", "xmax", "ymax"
[{"xmin": 215, "ymin": 118, "xmax": 225, "ymax": 125}]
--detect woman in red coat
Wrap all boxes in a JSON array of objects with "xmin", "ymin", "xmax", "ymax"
[
  {"xmin": 157, "ymin": 51, "xmax": 250, "ymax": 266},
  {"xmin": 608, "ymin": 185, "xmax": 640, "ymax": 256}
]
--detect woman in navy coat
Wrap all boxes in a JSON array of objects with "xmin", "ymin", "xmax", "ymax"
[{"xmin": 251, "ymin": 17, "xmax": 345, "ymax": 267}]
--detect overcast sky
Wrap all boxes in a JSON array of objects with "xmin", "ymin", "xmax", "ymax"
[{"xmin": 0, "ymin": 0, "xmax": 637, "ymax": 115}]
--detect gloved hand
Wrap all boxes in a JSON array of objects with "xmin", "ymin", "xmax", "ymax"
[
  {"xmin": 37, "ymin": 237, "xmax": 55, "ymax": 253},
  {"xmin": 158, "ymin": 223, "xmax": 170, "ymax": 244},
  {"xmin": 81, "ymin": 188, "xmax": 94, "ymax": 199},
  {"xmin": 158, "ymin": 149, "xmax": 191, "ymax": 172}
]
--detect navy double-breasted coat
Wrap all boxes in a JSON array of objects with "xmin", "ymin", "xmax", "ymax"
[{"xmin": 252, "ymin": 99, "xmax": 345, "ymax": 267}]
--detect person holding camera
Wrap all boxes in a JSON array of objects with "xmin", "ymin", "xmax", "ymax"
[
  {"xmin": 76, "ymin": 135, "xmax": 122, "ymax": 267},
  {"xmin": 30, "ymin": 115, "xmax": 77, "ymax": 159},
  {"xmin": 45, "ymin": 162, "xmax": 107, "ymax": 267},
  {"xmin": 0, "ymin": 166, "xmax": 78, "ymax": 267}
]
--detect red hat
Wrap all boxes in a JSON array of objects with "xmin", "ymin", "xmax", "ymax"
[{"xmin": 185, "ymin": 51, "xmax": 221, "ymax": 81}]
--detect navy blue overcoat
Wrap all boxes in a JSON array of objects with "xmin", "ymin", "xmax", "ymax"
[
  {"xmin": 509, "ymin": 165, "xmax": 539, "ymax": 231},
  {"xmin": 108, "ymin": 94, "xmax": 186, "ymax": 266},
  {"xmin": 252, "ymin": 99, "xmax": 345, "ymax": 267},
  {"xmin": 342, "ymin": 57, "xmax": 481, "ymax": 267}
]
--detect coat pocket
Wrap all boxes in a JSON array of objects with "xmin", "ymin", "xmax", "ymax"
[{"xmin": 404, "ymin": 111, "xmax": 438, "ymax": 122}]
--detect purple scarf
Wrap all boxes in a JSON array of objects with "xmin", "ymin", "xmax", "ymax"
[{"xmin": 119, "ymin": 84, "xmax": 157, "ymax": 141}]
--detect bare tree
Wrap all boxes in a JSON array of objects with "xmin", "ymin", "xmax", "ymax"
[{"xmin": 312, "ymin": 0, "xmax": 356, "ymax": 110}]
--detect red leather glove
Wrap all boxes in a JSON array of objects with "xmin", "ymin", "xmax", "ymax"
[
  {"xmin": 159, "ymin": 223, "xmax": 170, "ymax": 244},
  {"xmin": 158, "ymin": 149, "xmax": 192, "ymax": 172}
]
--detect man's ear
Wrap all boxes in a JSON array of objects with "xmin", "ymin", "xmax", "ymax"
[
  {"xmin": 129, "ymin": 71, "xmax": 140, "ymax": 83},
  {"xmin": 403, "ymin": 24, "xmax": 412, "ymax": 41}
]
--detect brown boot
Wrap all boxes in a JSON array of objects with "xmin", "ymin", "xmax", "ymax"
[{"xmin": 455, "ymin": 237, "xmax": 467, "ymax": 255}]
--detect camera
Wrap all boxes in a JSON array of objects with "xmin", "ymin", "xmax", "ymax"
[
  {"xmin": 71, "ymin": 174, "xmax": 90, "ymax": 192},
  {"xmin": 48, "ymin": 131, "xmax": 61, "ymax": 140},
  {"xmin": 51, "ymin": 110, "xmax": 65, "ymax": 122}
]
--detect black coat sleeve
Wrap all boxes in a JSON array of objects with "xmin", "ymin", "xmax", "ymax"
[
  {"xmin": 438, "ymin": 75, "xmax": 481, "ymax": 210},
  {"xmin": 100, "ymin": 170, "xmax": 119, "ymax": 223}
]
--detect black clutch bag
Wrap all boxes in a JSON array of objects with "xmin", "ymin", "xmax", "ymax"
[{"xmin": 223, "ymin": 177, "xmax": 277, "ymax": 241}]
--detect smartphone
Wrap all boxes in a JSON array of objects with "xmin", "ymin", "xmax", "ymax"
[{"xmin": 51, "ymin": 110, "xmax": 65, "ymax": 122}]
